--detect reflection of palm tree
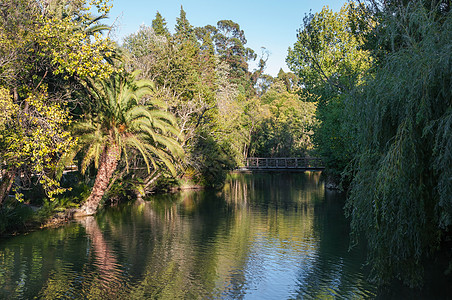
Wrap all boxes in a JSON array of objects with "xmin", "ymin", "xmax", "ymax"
[
  {"xmin": 77, "ymin": 216, "xmax": 128, "ymax": 298},
  {"xmin": 68, "ymin": 72, "xmax": 183, "ymax": 215},
  {"xmin": 79, "ymin": 217, "xmax": 118, "ymax": 276}
]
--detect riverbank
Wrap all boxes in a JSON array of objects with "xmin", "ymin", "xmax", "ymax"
[
  {"xmin": 0, "ymin": 181, "xmax": 208, "ymax": 238},
  {"xmin": 0, "ymin": 203, "xmax": 73, "ymax": 238}
]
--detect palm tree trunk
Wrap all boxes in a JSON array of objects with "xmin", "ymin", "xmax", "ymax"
[{"xmin": 76, "ymin": 144, "xmax": 120, "ymax": 216}]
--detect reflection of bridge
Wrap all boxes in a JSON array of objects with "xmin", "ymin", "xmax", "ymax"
[{"xmin": 237, "ymin": 157, "xmax": 324, "ymax": 171}]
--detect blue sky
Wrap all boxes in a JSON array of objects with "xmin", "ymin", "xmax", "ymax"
[{"xmin": 108, "ymin": 0, "xmax": 347, "ymax": 76}]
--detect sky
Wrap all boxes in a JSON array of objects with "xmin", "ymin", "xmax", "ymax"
[{"xmin": 108, "ymin": 0, "xmax": 347, "ymax": 77}]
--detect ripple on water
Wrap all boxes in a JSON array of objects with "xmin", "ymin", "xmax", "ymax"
[{"xmin": 0, "ymin": 173, "xmax": 380, "ymax": 299}]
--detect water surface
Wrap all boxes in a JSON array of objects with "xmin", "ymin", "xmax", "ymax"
[{"xmin": 0, "ymin": 172, "xmax": 377, "ymax": 299}]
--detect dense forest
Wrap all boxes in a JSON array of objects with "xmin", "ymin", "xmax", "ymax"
[
  {"xmin": 0, "ymin": 0, "xmax": 451, "ymax": 289},
  {"xmin": 0, "ymin": 0, "xmax": 316, "ymax": 213}
]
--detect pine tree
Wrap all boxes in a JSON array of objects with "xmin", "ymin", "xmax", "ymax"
[
  {"xmin": 152, "ymin": 11, "xmax": 169, "ymax": 37},
  {"xmin": 175, "ymin": 6, "xmax": 194, "ymax": 41}
]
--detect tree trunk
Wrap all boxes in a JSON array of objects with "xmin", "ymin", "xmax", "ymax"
[
  {"xmin": 75, "ymin": 144, "xmax": 120, "ymax": 216},
  {"xmin": 0, "ymin": 170, "xmax": 15, "ymax": 206}
]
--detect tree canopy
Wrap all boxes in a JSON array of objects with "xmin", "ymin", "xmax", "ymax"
[
  {"xmin": 345, "ymin": 1, "xmax": 452, "ymax": 286},
  {"xmin": 287, "ymin": 0, "xmax": 452, "ymax": 287},
  {"xmin": 2, "ymin": 0, "xmax": 451, "ymax": 291}
]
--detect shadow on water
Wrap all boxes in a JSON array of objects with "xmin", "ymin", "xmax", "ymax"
[{"xmin": 4, "ymin": 172, "xmax": 447, "ymax": 298}]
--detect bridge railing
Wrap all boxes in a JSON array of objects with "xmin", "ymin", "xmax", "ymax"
[{"xmin": 244, "ymin": 157, "xmax": 324, "ymax": 169}]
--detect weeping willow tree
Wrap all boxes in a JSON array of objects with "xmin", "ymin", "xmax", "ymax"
[{"xmin": 346, "ymin": 1, "xmax": 452, "ymax": 286}]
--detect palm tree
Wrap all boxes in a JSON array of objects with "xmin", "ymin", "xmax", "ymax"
[{"xmin": 67, "ymin": 71, "xmax": 183, "ymax": 216}]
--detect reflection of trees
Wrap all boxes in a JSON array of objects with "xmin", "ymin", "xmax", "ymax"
[
  {"xmin": 222, "ymin": 172, "xmax": 375, "ymax": 298},
  {"xmin": 0, "ymin": 172, "xmax": 376, "ymax": 298},
  {"xmin": 135, "ymin": 190, "xmax": 240, "ymax": 298},
  {"xmin": 0, "ymin": 224, "xmax": 87, "ymax": 299},
  {"xmin": 293, "ymin": 189, "xmax": 376, "ymax": 298},
  {"xmin": 0, "ymin": 216, "xmax": 129, "ymax": 299},
  {"xmin": 217, "ymin": 172, "xmax": 322, "ymax": 297},
  {"xmin": 0, "ymin": 172, "xmax": 324, "ymax": 299},
  {"xmin": 39, "ymin": 217, "xmax": 128, "ymax": 299},
  {"xmin": 112, "ymin": 173, "xmax": 321, "ymax": 299},
  {"xmin": 91, "ymin": 191, "xmax": 227, "ymax": 298}
]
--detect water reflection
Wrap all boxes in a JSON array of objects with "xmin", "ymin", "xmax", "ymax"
[
  {"xmin": 0, "ymin": 172, "xmax": 377, "ymax": 299},
  {"xmin": 294, "ymin": 189, "xmax": 374, "ymax": 299},
  {"xmin": 78, "ymin": 217, "xmax": 124, "ymax": 294}
]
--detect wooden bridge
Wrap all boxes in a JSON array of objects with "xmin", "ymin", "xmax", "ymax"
[{"xmin": 237, "ymin": 157, "xmax": 324, "ymax": 171}]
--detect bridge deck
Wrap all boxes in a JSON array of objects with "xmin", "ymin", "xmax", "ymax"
[{"xmin": 238, "ymin": 157, "xmax": 324, "ymax": 171}]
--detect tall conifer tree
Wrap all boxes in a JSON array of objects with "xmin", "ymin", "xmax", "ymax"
[
  {"xmin": 152, "ymin": 11, "xmax": 170, "ymax": 36},
  {"xmin": 175, "ymin": 6, "xmax": 194, "ymax": 41}
]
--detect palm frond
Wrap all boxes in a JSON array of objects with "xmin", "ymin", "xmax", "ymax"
[
  {"xmin": 124, "ymin": 135, "xmax": 153, "ymax": 173},
  {"xmin": 74, "ymin": 71, "xmax": 184, "ymax": 180},
  {"xmin": 143, "ymin": 143, "xmax": 178, "ymax": 176}
]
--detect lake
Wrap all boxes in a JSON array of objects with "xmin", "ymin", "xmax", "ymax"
[{"xmin": 0, "ymin": 172, "xmax": 378, "ymax": 299}]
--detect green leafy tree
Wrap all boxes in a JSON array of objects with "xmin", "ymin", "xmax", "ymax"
[
  {"xmin": 0, "ymin": 87, "xmax": 76, "ymax": 204},
  {"xmin": 208, "ymin": 62, "xmax": 265, "ymax": 166},
  {"xmin": 194, "ymin": 25, "xmax": 217, "ymax": 54},
  {"xmin": 69, "ymin": 72, "xmax": 183, "ymax": 215},
  {"xmin": 287, "ymin": 3, "xmax": 371, "ymax": 95},
  {"xmin": 0, "ymin": 0, "xmax": 116, "ymax": 204},
  {"xmin": 123, "ymin": 22, "xmax": 221, "ymax": 184},
  {"xmin": 124, "ymin": 12, "xmax": 267, "ymax": 187},
  {"xmin": 213, "ymin": 20, "xmax": 256, "ymax": 94},
  {"xmin": 251, "ymin": 80, "xmax": 316, "ymax": 157},
  {"xmin": 286, "ymin": 2, "xmax": 372, "ymax": 182},
  {"xmin": 255, "ymin": 74, "xmax": 274, "ymax": 97},
  {"xmin": 124, "ymin": 23, "xmax": 214, "ymax": 108},
  {"xmin": 0, "ymin": 88, "xmax": 18, "ymax": 204},
  {"xmin": 346, "ymin": 1, "xmax": 452, "ymax": 286},
  {"xmin": 277, "ymin": 69, "xmax": 299, "ymax": 93}
]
